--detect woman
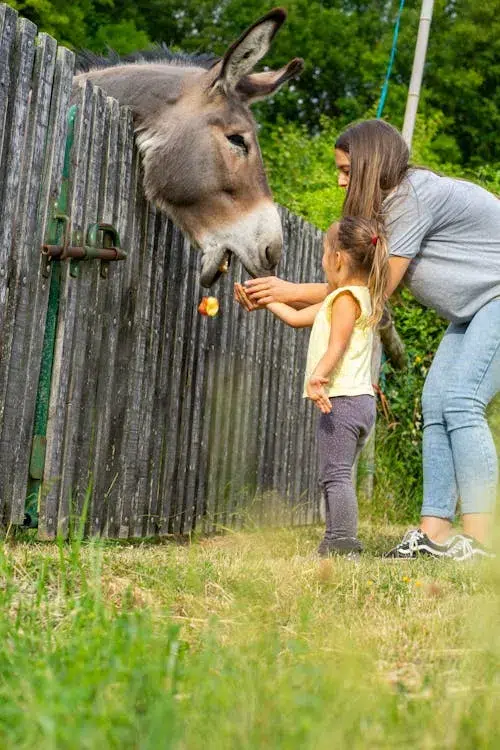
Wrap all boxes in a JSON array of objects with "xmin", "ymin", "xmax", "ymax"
[{"xmin": 235, "ymin": 119, "xmax": 500, "ymax": 560}]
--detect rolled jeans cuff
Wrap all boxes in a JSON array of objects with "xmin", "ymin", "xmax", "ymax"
[{"xmin": 420, "ymin": 505, "xmax": 455, "ymax": 522}]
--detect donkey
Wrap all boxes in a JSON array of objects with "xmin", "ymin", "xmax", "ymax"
[{"xmin": 74, "ymin": 8, "xmax": 303, "ymax": 286}]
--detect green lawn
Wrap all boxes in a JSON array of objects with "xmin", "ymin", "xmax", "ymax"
[{"xmin": 0, "ymin": 524, "xmax": 499, "ymax": 749}]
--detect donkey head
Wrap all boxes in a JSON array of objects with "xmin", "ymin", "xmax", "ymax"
[{"xmin": 135, "ymin": 9, "xmax": 303, "ymax": 286}]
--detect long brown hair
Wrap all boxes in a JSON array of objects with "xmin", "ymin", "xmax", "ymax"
[
  {"xmin": 335, "ymin": 120, "xmax": 409, "ymax": 219},
  {"xmin": 326, "ymin": 216, "xmax": 389, "ymax": 326}
]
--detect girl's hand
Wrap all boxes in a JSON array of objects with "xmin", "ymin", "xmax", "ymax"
[
  {"xmin": 244, "ymin": 277, "xmax": 297, "ymax": 306},
  {"xmin": 306, "ymin": 376, "xmax": 332, "ymax": 414},
  {"xmin": 234, "ymin": 283, "xmax": 264, "ymax": 312}
]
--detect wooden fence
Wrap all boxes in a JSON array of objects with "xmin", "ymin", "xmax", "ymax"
[{"xmin": 0, "ymin": 4, "xmax": 333, "ymax": 538}]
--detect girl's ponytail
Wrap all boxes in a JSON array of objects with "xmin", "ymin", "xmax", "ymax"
[
  {"xmin": 336, "ymin": 217, "xmax": 390, "ymax": 327},
  {"xmin": 367, "ymin": 228, "xmax": 389, "ymax": 327}
]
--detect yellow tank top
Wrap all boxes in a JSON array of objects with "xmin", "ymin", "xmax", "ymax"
[{"xmin": 303, "ymin": 285, "xmax": 374, "ymax": 398}]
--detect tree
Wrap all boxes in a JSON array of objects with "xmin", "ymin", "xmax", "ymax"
[{"xmin": 9, "ymin": 0, "xmax": 500, "ymax": 165}]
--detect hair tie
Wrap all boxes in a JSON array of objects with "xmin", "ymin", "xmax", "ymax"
[{"xmin": 371, "ymin": 235, "xmax": 378, "ymax": 246}]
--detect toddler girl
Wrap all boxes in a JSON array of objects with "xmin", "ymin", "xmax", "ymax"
[{"xmin": 236, "ymin": 216, "xmax": 389, "ymax": 556}]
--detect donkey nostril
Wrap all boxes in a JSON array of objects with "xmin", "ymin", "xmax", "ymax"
[{"xmin": 265, "ymin": 246, "xmax": 274, "ymax": 266}]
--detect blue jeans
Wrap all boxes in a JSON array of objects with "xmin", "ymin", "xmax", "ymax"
[{"xmin": 421, "ymin": 298, "xmax": 500, "ymax": 519}]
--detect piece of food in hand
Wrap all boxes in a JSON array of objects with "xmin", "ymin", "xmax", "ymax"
[{"xmin": 198, "ymin": 296, "xmax": 219, "ymax": 317}]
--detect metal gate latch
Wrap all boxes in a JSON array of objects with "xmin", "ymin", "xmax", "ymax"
[{"xmin": 42, "ymin": 222, "xmax": 127, "ymax": 278}]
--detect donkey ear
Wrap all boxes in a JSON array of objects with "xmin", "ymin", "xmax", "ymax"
[
  {"xmin": 237, "ymin": 58, "xmax": 304, "ymax": 102},
  {"xmin": 213, "ymin": 8, "xmax": 288, "ymax": 93}
]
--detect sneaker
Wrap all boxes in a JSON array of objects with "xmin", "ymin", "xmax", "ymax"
[
  {"xmin": 317, "ymin": 537, "xmax": 363, "ymax": 558},
  {"xmin": 383, "ymin": 528, "xmax": 449, "ymax": 559},
  {"xmin": 444, "ymin": 534, "xmax": 496, "ymax": 562}
]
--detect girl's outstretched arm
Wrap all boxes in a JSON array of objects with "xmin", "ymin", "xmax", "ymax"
[
  {"xmin": 234, "ymin": 283, "xmax": 321, "ymax": 327},
  {"xmin": 240, "ymin": 277, "xmax": 328, "ymax": 309},
  {"xmin": 266, "ymin": 301, "xmax": 322, "ymax": 328}
]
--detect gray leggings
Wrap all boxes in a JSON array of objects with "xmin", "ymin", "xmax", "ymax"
[{"xmin": 317, "ymin": 395, "xmax": 376, "ymax": 542}]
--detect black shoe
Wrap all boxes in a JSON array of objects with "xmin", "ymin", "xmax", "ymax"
[
  {"xmin": 444, "ymin": 534, "xmax": 496, "ymax": 561},
  {"xmin": 383, "ymin": 529, "xmax": 449, "ymax": 559},
  {"xmin": 317, "ymin": 537, "xmax": 363, "ymax": 558}
]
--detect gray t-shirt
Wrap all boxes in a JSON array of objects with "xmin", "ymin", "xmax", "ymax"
[{"xmin": 384, "ymin": 168, "xmax": 500, "ymax": 323}]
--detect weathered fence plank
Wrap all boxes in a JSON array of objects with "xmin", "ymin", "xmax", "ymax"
[
  {"xmin": 6, "ymin": 32, "xmax": 59, "ymax": 524},
  {"xmin": 39, "ymin": 82, "xmax": 94, "ymax": 538},
  {"xmin": 0, "ymin": 16, "xmax": 38, "ymax": 525},
  {"xmin": 0, "ymin": 12, "xmax": 74, "ymax": 529},
  {"xmin": 102, "ymin": 106, "xmax": 135, "ymax": 539},
  {"xmin": 88, "ymin": 96, "xmax": 123, "ymax": 537}
]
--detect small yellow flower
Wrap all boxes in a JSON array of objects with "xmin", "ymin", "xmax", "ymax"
[
  {"xmin": 367, "ymin": 580, "xmax": 374, "ymax": 586},
  {"xmin": 402, "ymin": 575, "xmax": 411, "ymax": 583},
  {"xmin": 414, "ymin": 580, "xmax": 422, "ymax": 587},
  {"xmin": 415, "ymin": 356, "xmax": 422, "ymax": 364}
]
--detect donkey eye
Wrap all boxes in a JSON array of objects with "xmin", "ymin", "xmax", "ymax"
[{"xmin": 226, "ymin": 134, "xmax": 248, "ymax": 154}]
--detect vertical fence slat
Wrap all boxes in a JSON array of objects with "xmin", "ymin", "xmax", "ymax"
[
  {"xmin": 131, "ymin": 204, "xmax": 158, "ymax": 538},
  {"xmin": 0, "ymin": 15, "xmax": 37, "ymax": 525},
  {"xmin": 155, "ymin": 219, "xmax": 179, "ymax": 535},
  {"xmin": 157, "ymin": 227, "xmax": 191, "ymax": 534},
  {"xmin": 5, "ymin": 33, "xmax": 59, "ymax": 524},
  {"xmin": 39, "ymin": 82, "xmax": 94, "ymax": 539},
  {"xmin": 102, "ymin": 107, "xmax": 135, "ymax": 539},
  {"xmin": 176, "ymin": 251, "xmax": 208, "ymax": 535},
  {"xmin": 89, "ymin": 96, "xmax": 125, "ymax": 536},
  {"xmin": 143, "ymin": 213, "xmax": 169, "ymax": 537},
  {"xmin": 210, "ymin": 265, "xmax": 238, "ymax": 530},
  {"xmin": 224, "ymin": 266, "xmax": 250, "ymax": 528},
  {"xmin": 0, "ymin": 4, "xmax": 17, "ymax": 171},
  {"xmin": 113, "ymin": 159, "xmax": 149, "ymax": 538}
]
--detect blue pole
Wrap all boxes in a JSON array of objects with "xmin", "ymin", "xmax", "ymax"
[{"xmin": 376, "ymin": 0, "xmax": 406, "ymax": 118}]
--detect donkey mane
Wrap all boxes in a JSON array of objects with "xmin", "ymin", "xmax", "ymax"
[{"xmin": 75, "ymin": 44, "xmax": 220, "ymax": 73}]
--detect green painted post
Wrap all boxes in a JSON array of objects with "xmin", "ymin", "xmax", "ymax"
[{"xmin": 24, "ymin": 105, "xmax": 77, "ymax": 527}]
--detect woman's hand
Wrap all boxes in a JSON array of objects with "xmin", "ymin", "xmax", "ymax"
[
  {"xmin": 306, "ymin": 376, "xmax": 332, "ymax": 414},
  {"xmin": 234, "ymin": 283, "xmax": 265, "ymax": 312},
  {"xmin": 243, "ymin": 277, "xmax": 298, "ymax": 306}
]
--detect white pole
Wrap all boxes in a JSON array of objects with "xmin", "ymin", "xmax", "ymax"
[{"xmin": 402, "ymin": 0, "xmax": 435, "ymax": 150}]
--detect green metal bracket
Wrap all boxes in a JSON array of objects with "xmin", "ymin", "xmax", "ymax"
[
  {"xmin": 24, "ymin": 105, "xmax": 78, "ymax": 528},
  {"xmin": 25, "ymin": 104, "xmax": 128, "ymax": 528}
]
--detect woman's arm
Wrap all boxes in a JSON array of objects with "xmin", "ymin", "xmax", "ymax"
[
  {"xmin": 386, "ymin": 256, "xmax": 411, "ymax": 297},
  {"xmin": 234, "ymin": 283, "xmax": 321, "ymax": 326},
  {"xmin": 306, "ymin": 293, "xmax": 359, "ymax": 414},
  {"xmin": 266, "ymin": 301, "xmax": 322, "ymax": 328},
  {"xmin": 239, "ymin": 255, "xmax": 410, "ymax": 311},
  {"xmin": 242, "ymin": 277, "xmax": 328, "ymax": 309},
  {"xmin": 236, "ymin": 254, "xmax": 410, "ymax": 313}
]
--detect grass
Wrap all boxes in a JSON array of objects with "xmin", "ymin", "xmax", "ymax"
[{"xmin": 0, "ymin": 523, "xmax": 499, "ymax": 749}]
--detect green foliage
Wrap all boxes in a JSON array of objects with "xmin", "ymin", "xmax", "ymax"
[
  {"xmin": 259, "ymin": 116, "xmax": 344, "ymax": 230},
  {"xmin": 10, "ymin": 0, "xmax": 500, "ymax": 165}
]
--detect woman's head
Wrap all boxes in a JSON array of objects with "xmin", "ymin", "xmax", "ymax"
[
  {"xmin": 323, "ymin": 216, "xmax": 389, "ymax": 326},
  {"xmin": 334, "ymin": 120, "xmax": 409, "ymax": 219}
]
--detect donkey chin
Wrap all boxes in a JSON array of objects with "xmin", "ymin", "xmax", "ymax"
[{"xmin": 197, "ymin": 203, "xmax": 284, "ymax": 287}]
